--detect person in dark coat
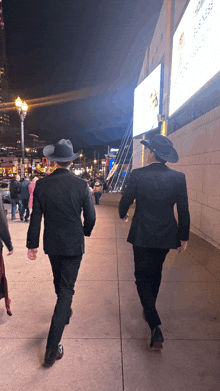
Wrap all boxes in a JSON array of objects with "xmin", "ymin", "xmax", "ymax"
[
  {"xmin": 10, "ymin": 174, "xmax": 22, "ymax": 220},
  {"xmin": 27, "ymin": 139, "xmax": 96, "ymax": 367},
  {"xmin": 19, "ymin": 176, "xmax": 31, "ymax": 222},
  {"xmin": 119, "ymin": 135, "xmax": 190, "ymax": 351},
  {"xmin": 0, "ymin": 195, "xmax": 14, "ymax": 315}
]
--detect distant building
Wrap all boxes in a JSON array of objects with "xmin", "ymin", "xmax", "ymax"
[{"xmin": 0, "ymin": 1, "xmax": 9, "ymax": 133}]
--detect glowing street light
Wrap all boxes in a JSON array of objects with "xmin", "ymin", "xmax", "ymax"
[{"xmin": 15, "ymin": 96, "xmax": 28, "ymax": 178}]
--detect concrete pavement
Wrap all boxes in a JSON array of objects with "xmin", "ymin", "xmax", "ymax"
[{"xmin": 0, "ymin": 194, "xmax": 220, "ymax": 391}]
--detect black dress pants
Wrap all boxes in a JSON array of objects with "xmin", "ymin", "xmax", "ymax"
[
  {"xmin": 133, "ymin": 246, "xmax": 170, "ymax": 330},
  {"xmin": 94, "ymin": 192, "xmax": 102, "ymax": 205},
  {"xmin": 20, "ymin": 198, "xmax": 29, "ymax": 220},
  {"xmin": 46, "ymin": 254, "xmax": 82, "ymax": 350}
]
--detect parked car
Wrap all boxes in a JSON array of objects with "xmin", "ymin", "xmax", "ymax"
[{"xmin": 0, "ymin": 180, "xmax": 11, "ymax": 203}]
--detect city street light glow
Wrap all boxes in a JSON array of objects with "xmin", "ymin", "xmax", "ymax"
[
  {"xmin": 15, "ymin": 96, "xmax": 29, "ymax": 179},
  {"xmin": 15, "ymin": 96, "xmax": 22, "ymax": 108},
  {"xmin": 21, "ymin": 102, "xmax": 28, "ymax": 113}
]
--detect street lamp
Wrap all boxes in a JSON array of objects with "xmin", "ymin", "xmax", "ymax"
[
  {"xmin": 93, "ymin": 159, "xmax": 97, "ymax": 179},
  {"xmin": 79, "ymin": 152, "xmax": 83, "ymax": 173},
  {"xmin": 15, "ymin": 96, "xmax": 28, "ymax": 179}
]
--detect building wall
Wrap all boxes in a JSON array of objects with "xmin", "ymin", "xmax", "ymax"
[
  {"xmin": 133, "ymin": 138, "xmax": 143, "ymax": 169},
  {"xmin": 167, "ymin": 105, "xmax": 220, "ymax": 249},
  {"xmin": 148, "ymin": 0, "xmax": 167, "ymax": 72},
  {"xmin": 173, "ymin": 0, "xmax": 189, "ymax": 29}
]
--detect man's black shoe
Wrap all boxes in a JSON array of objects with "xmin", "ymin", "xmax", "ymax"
[
  {"xmin": 150, "ymin": 326, "xmax": 164, "ymax": 351},
  {"xmin": 43, "ymin": 344, "xmax": 64, "ymax": 367},
  {"xmin": 20, "ymin": 217, "xmax": 23, "ymax": 221},
  {"xmin": 66, "ymin": 308, "xmax": 73, "ymax": 325},
  {"xmin": 25, "ymin": 218, "xmax": 29, "ymax": 222}
]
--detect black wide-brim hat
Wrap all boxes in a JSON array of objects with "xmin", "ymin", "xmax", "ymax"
[
  {"xmin": 140, "ymin": 134, "xmax": 179, "ymax": 163},
  {"xmin": 43, "ymin": 139, "xmax": 81, "ymax": 162}
]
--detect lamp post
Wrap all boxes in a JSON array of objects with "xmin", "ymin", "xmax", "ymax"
[
  {"xmin": 15, "ymin": 96, "xmax": 28, "ymax": 179},
  {"xmin": 79, "ymin": 152, "xmax": 83, "ymax": 174},
  {"xmin": 93, "ymin": 158, "xmax": 97, "ymax": 179}
]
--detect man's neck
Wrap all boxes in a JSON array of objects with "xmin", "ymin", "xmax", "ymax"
[{"xmin": 56, "ymin": 165, "xmax": 70, "ymax": 170}]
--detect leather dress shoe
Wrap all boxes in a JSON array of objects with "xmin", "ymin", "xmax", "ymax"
[
  {"xmin": 44, "ymin": 344, "xmax": 64, "ymax": 367},
  {"xmin": 66, "ymin": 308, "xmax": 73, "ymax": 325},
  {"xmin": 150, "ymin": 326, "xmax": 164, "ymax": 351}
]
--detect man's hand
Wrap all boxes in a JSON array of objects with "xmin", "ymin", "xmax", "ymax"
[
  {"xmin": 7, "ymin": 250, "xmax": 13, "ymax": 256},
  {"xmin": 177, "ymin": 241, "xmax": 188, "ymax": 254},
  {"xmin": 28, "ymin": 248, "xmax": 38, "ymax": 260},
  {"xmin": 123, "ymin": 213, "xmax": 129, "ymax": 222}
]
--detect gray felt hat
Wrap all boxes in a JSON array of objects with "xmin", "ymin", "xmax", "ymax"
[
  {"xmin": 43, "ymin": 139, "xmax": 80, "ymax": 162},
  {"xmin": 140, "ymin": 135, "xmax": 179, "ymax": 163}
]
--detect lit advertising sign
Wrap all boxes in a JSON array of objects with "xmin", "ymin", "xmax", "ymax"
[
  {"xmin": 169, "ymin": 0, "xmax": 220, "ymax": 116},
  {"xmin": 109, "ymin": 158, "xmax": 115, "ymax": 170},
  {"xmin": 133, "ymin": 64, "xmax": 161, "ymax": 137}
]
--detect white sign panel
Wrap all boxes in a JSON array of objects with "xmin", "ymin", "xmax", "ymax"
[
  {"xmin": 133, "ymin": 64, "xmax": 161, "ymax": 137},
  {"xmin": 169, "ymin": 0, "xmax": 220, "ymax": 116}
]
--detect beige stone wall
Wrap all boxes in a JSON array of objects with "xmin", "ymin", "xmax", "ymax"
[
  {"xmin": 173, "ymin": 0, "xmax": 189, "ymax": 29},
  {"xmin": 148, "ymin": 0, "xmax": 167, "ymax": 71},
  {"xmin": 133, "ymin": 138, "xmax": 143, "ymax": 169},
  {"xmin": 167, "ymin": 105, "xmax": 220, "ymax": 249}
]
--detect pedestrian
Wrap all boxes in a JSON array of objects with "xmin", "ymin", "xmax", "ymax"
[
  {"xmin": 28, "ymin": 176, "xmax": 38, "ymax": 209},
  {"xmin": 103, "ymin": 181, "xmax": 108, "ymax": 193},
  {"xmin": 85, "ymin": 179, "xmax": 93, "ymax": 194},
  {"xmin": 19, "ymin": 176, "xmax": 31, "ymax": 222},
  {"xmin": 119, "ymin": 135, "xmax": 190, "ymax": 351},
  {"xmin": 0, "ymin": 195, "xmax": 14, "ymax": 316},
  {"xmin": 92, "ymin": 181, "xmax": 103, "ymax": 205},
  {"xmin": 27, "ymin": 139, "xmax": 96, "ymax": 367},
  {"xmin": 9, "ymin": 174, "xmax": 22, "ymax": 220}
]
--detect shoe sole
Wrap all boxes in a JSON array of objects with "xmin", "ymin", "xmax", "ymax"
[
  {"xmin": 44, "ymin": 360, "xmax": 56, "ymax": 367},
  {"xmin": 152, "ymin": 342, "xmax": 163, "ymax": 351}
]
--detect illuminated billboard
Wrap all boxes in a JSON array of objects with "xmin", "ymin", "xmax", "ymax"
[
  {"xmin": 133, "ymin": 64, "xmax": 161, "ymax": 137},
  {"xmin": 169, "ymin": 0, "xmax": 220, "ymax": 116}
]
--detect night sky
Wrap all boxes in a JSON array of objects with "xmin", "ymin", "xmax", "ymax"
[{"xmin": 3, "ymin": 0, "xmax": 163, "ymax": 152}]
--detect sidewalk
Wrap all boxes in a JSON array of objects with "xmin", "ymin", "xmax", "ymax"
[{"xmin": 0, "ymin": 194, "xmax": 220, "ymax": 391}]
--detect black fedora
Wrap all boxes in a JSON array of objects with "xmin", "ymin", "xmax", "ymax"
[
  {"xmin": 140, "ymin": 134, "xmax": 179, "ymax": 163},
  {"xmin": 43, "ymin": 139, "xmax": 81, "ymax": 162}
]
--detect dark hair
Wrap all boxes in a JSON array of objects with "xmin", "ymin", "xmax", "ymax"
[
  {"xmin": 56, "ymin": 161, "xmax": 72, "ymax": 168},
  {"xmin": 154, "ymin": 153, "xmax": 166, "ymax": 163}
]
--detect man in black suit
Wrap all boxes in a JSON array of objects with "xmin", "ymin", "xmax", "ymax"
[
  {"xmin": 27, "ymin": 139, "xmax": 96, "ymax": 367},
  {"xmin": 19, "ymin": 176, "xmax": 31, "ymax": 222},
  {"xmin": 119, "ymin": 135, "xmax": 190, "ymax": 351}
]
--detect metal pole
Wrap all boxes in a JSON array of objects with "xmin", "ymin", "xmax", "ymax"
[
  {"xmin": 21, "ymin": 118, "xmax": 25, "ymax": 179},
  {"xmin": 113, "ymin": 137, "xmax": 133, "ymax": 191}
]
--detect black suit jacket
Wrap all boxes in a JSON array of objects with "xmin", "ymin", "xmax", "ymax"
[
  {"xmin": 27, "ymin": 169, "xmax": 96, "ymax": 256},
  {"xmin": 119, "ymin": 163, "xmax": 190, "ymax": 249}
]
